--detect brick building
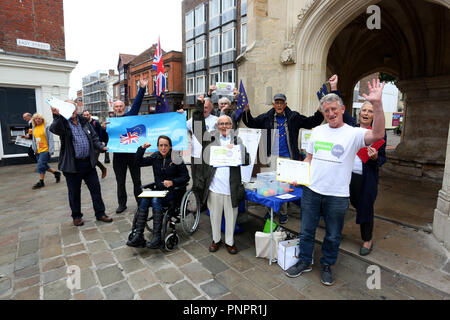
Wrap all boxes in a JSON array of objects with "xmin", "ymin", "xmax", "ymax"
[
  {"xmin": 0, "ymin": 0, "xmax": 77, "ymax": 163},
  {"xmin": 117, "ymin": 53, "xmax": 137, "ymax": 106},
  {"xmin": 129, "ymin": 45, "xmax": 183, "ymax": 114},
  {"xmin": 182, "ymin": 0, "xmax": 247, "ymax": 108}
]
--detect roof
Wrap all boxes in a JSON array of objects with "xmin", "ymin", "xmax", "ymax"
[
  {"xmin": 130, "ymin": 44, "xmax": 166, "ymax": 67},
  {"xmin": 118, "ymin": 53, "xmax": 137, "ymax": 66}
]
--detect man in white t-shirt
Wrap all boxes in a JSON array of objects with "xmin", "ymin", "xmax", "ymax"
[{"xmin": 285, "ymin": 79, "xmax": 386, "ymax": 286}]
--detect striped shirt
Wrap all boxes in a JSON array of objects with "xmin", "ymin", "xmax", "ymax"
[{"xmin": 68, "ymin": 119, "xmax": 90, "ymax": 159}]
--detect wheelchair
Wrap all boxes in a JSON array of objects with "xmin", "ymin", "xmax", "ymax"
[{"xmin": 129, "ymin": 182, "xmax": 201, "ymax": 251}]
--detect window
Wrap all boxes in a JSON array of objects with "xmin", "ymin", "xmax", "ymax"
[
  {"xmin": 210, "ymin": 0, "xmax": 220, "ymax": 18},
  {"xmin": 136, "ymin": 80, "xmax": 140, "ymax": 95},
  {"xmin": 195, "ymin": 40, "xmax": 206, "ymax": 61},
  {"xmin": 196, "ymin": 76, "xmax": 206, "ymax": 94},
  {"xmin": 185, "ymin": 11, "xmax": 194, "ymax": 32},
  {"xmin": 165, "ymin": 72, "xmax": 169, "ymax": 92},
  {"xmin": 222, "ymin": 69, "xmax": 235, "ymax": 83},
  {"xmin": 210, "ymin": 72, "xmax": 221, "ymax": 86},
  {"xmin": 241, "ymin": 22, "xmax": 247, "ymax": 47},
  {"xmin": 119, "ymin": 67, "xmax": 125, "ymax": 81},
  {"xmin": 222, "ymin": 28, "xmax": 235, "ymax": 51},
  {"xmin": 195, "ymin": 5, "xmax": 205, "ymax": 26},
  {"xmin": 186, "ymin": 78, "xmax": 195, "ymax": 95},
  {"xmin": 222, "ymin": 0, "xmax": 235, "ymax": 12},
  {"xmin": 209, "ymin": 33, "xmax": 221, "ymax": 56},
  {"xmin": 186, "ymin": 43, "xmax": 195, "ymax": 64}
]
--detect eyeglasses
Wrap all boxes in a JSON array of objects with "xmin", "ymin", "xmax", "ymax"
[{"xmin": 218, "ymin": 122, "xmax": 232, "ymax": 126}]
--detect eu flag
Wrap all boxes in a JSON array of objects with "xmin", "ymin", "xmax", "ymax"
[
  {"xmin": 152, "ymin": 85, "xmax": 170, "ymax": 113},
  {"xmin": 234, "ymin": 80, "xmax": 248, "ymax": 121},
  {"xmin": 126, "ymin": 124, "xmax": 146, "ymax": 137}
]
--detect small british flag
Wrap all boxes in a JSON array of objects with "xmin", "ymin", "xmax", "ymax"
[{"xmin": 119, "ymin": 132, "xmax": 139, "ymax": 145}]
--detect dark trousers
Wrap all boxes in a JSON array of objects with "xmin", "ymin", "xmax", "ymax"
[
  {"xmin": 350, "ymin": 172, "xmax": 374, "ymax": 242},
  {"xmin": 28, "ymin": 146, "xmax": 37, "ymax": 163},
  {"xmin": 113, "ymin": 153, "xmax": 142, "ymax": 207},
  {"xmin": 95, "ymin": 151, "xmax": 106, "ymax": 171},
  {"xmin": 63, "ymin": 158, "xmax": 106, "ymax": 219}
]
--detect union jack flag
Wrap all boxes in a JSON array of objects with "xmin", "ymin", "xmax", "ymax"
[
  {"xmin": 120, "ymin": 132, "xmax": 139, "ymax": 145},
  {"xmin": 152, "ymin": 37, "xmax": 165, "ymax": 97}
]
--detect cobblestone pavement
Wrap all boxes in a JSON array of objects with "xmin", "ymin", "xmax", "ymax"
[{"xmin": 0, "ymin": 162, "xmax": 448, "ymax": 300}]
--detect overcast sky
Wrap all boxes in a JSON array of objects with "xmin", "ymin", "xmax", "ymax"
[{"xmin": 63, "ymin": 0, "xmax": 182, "ymax": 98}]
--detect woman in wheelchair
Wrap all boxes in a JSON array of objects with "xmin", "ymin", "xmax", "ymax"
[{"xmin": 127, "ymin": 135, "xmax": 190, "ymax": 248}]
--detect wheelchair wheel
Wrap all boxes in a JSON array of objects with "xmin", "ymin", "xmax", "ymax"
[
  {"xmin": 164, "ymin": 233, "xmax": 179, "ymax": 251},
  {"xmin": 180, "ymin": 189, "xmax": 201, "ymax": 235}
]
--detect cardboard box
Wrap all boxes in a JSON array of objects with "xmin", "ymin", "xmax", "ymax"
[{"xmin": 277, "ymin": 239, "xmax": 300, "ymax": 270}]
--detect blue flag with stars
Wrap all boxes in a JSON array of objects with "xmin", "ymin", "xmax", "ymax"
[
  {"xmin": 152, "ymin": 85, "xmax": 170, "ymax": 113},
  {"xmin": 234, "ymin": 80, "xmax": 248, "ymax": 121}
]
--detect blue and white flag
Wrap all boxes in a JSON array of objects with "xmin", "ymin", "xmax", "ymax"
[{"xmin": 106, "ymin": 112, "xmax": 188, "ymax": 153}]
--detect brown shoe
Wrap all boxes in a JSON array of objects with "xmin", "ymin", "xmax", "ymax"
[
  {"xmin": 209, "ymin": 240, "xmax": 222, "ymax": 252},
  {"xmin": 225, "ymin": 244, "xmax": 238, "ymax": 254},
  {"xmin": 101, "ymin": 167, "xmax": 107, "ymax": 179},
  {"xmin": 73, "ymin": 218, "xmax": 84, "ymax": 226},
  {"xmin": 96, "ymin": 215, "xmax": 113, "ymax": 223}
]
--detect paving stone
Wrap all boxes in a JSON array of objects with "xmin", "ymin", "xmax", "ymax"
[
  {"xmin": 96, "ymin": 265, "xmax": 124, "ymax": 287},
  {"xmin": 73, "ymin": 286, "xmax": 104, "ymax": 300},
  {"xmin": 86, "ymin": 240, "xmax": 108, "ymax": 253},
  {"xmin": 120, "ymin": 258, "xmax": 146, "ymax": 274},
  {"xmin": 226, "ymin": 256, "xmax": 254, "ymax": 273},
  {"xmin": 103, "ymin": 280, "xmax": 134, "ymax": 300},
  {"xmin": 394, "ymin": 277, "xmax": 446, "ymax": 300},
  {"xmin": 66, "ymin": 253, "xmax": 92, "ymax": 269},
  {"xmin": 128, "ymin": 269, "xmax": 157, "ymax": 290},
  {"xmin": 181, "ymin": 241, "xmax": 210, "ymax": 260},
  {"xmin": 112, "ymin": 247, "xmax": 138, "ymax": 262},
  {"xmin": 42, "ymin": 256, "xmax": 66, "ymax": 272},
  {"xmin": 0, "ymin": 253, "xmax": 16, "ymax": 265},
  {"xmin": 0, "ymin": 244, "xmax": 17, "ymax": 257},
  {"xmin": 216, "ymin": 292, "xmax": 241, "ymax": 300},
  {"xmin": 40, "ymin": 244, "xmax": 62, "ymax": 260},
  {"xmin": 14, "ymin": 275, "xmax": 40, "ymax": 290},
  {"xmin": 243, "ymin": 267, "xmax": 284, "ymax": 291},
  {"xmin": 14, "ymin": 253, "xmax": 39, "ymax": 271},
  {"xmin": 138, "ymin": 284, "xmax": 172, "ymax": 300},
  {"xmin": 108, "ymin": 240, "xmax": 127, "ymax": 249},
  {"xmin": 215, "ymin": 268, "xmax": 245, "ymax": 289},
  {"xmin": 335, "ymin": 282, "xmax": 377, "ymax": 300},
  {"xmin": 0, "ymin": 277, "xmax": 12, "ymax": 295},
  {"xmin": 62, "ymin": 233, "xmax": 81, "ymax": 246},
  {"xmin": 12, "ymin": 285, "xmax": 40, "ymax": 300},
  {"xmin": 180, "ymin": 262, "xmax": 214, "ymax": 284},
  {"xmin": 77, "ymin": 268, "xmax": 97, "ymax": 291},
  {"xmin": 199, "ymin": 255, "xmax": 229, "ymax": 275},
  {"xmin": 0, "ymin": 263, "xmax": 14, "ymax": 276},
  {"xmin": 155, "ymin": 267, "xmax": 184, "ymax": 284},
  {"xmin": 97, "ymin": 224, "xmax": 118, "ymax": 233},
  {"xmin": 166, "ymin": 250, "xmax": 192, "ymax": 267},
  {"xmin": 18, "ymin": 239, "xmax": 40, "ymax": 257},
  {"xmin": 63, "ymin": 243, "xmax": 86, "ymax": 256},
  {"xmin": 42, "ymin": 266, "xmax": 67, "ymax": 284},
  {"xmin": 43, "ymin": 279, "xmax": 71, "ymax": 300},
  {"xmin": 230, "ymin": 279, "xmax": 274, "ymax": 300},
  {"xmin": 0, "ymin": 233, "xmax": 19, "ymax": 247},
  {"xmin": 91, "ymin": 251, "xmax": 116, "ymax": 268},
  {"xmin": 115, "ymin": 221, "xmax": 132, "ymax": 233},
  {"xmin": 102, "ymin": 232, "xmax": 122, "ymax": 244},
  {"xmin": 299, "ymin": 283, "xmax": 344, "ymax": 300},
  {"xmin": 14, "ymin": 265, "xmax": 40, "ymax": 279},
  {"xmin": 81, "ymin": 228, "xmax": 102, "ymax": 241},
  {"xmin": 200, "ymin": 279, "xmax": 229, "ymax": 299},
  {"xmin": 144, "ymin": 253, "xmax": 172, "ymax": 271},
  {"xmin": 169, "ymin": 280, "xmax": 201, "ymax": 300},
  {"xmin": 269, "ymin": 283, "xmax": 307, "ymax": 300}
]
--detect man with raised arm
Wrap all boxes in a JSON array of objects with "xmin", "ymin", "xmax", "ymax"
[{"xmin": 285, "ymin": 79, "xmax": 386, "ymax": 287}]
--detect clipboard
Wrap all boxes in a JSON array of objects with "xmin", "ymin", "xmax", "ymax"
[
  {"xmin": 276, "ymin": 157, "xmax": 311, "ymax": 186},
  {"xmin": 138, "ymin": 190, "xmax": 169, "ymax": 198}
]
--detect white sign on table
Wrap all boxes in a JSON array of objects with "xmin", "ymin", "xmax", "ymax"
[
  {"xmin": 276, "ymin": 157, "xmax": 311, "ymax": 185},
  {"xmin": 301, "ymin": 129, "xmax": 312, "ymax": 150},
  {"xmin": 210, "ymin": 145, "xmax": 242, "ymax": 167},
  {"xmin": 237, "ymin": 128, "xmax": 261, "ymax": 183},
  {"xmin": 46, "ymin": 97, "xmax": 76, "ymax": 120},
  {"xmin": 215, "ymin": 82, "xmax": 235, "ymax": 96}
]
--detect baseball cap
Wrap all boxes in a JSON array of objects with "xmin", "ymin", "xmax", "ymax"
[{"xmin": 273, "ymin": 93, "xmax": 287, "ymax": 101}]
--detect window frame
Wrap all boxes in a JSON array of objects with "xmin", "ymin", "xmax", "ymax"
[
  {"xmin": 222, "ymin": 68, "xmax": 235, "ymax": 84},
  {"xmin": 196, "ymin": 75, "xmax": 206, "ymax": 95},
  {"xmin": 222, "ymin": 27, "xmax": 236, "ymax": 52},
  {"xmin": 209, "ymin": 72, "xmax": 221, "ymax": 86},
  {"xmin": 186, "ymin": 77, "xmax": 195, "ymax": 96},
  {"xmin": 195, "ymin": 40, "xmax": 206, "ymax": 61},
  {"xmin": 186, "ymin": 43, "xmax": 195, "ymax": 64},
  {"xmin": 185, "ymin": 10, "xmax": 194, "ymax": 33},
  {"xmin": 209, "ymin": 33, "xmax": 221, "ymax": 57},
  {"xmin": 222, "ymin": 0, "xmax": 236, "ymax": 13},
  {"xmin": 209, "ymin": 0, "xmax": 221, "ymax": 19}
]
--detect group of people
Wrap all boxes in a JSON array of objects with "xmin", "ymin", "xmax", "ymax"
[{"xmin": 30, "ymin": 73, "xmax": 386, "ymax": 287}]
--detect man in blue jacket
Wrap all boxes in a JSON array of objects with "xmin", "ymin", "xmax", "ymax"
[{"xmin": 104, "ymin": 78, "xmax": 148, "ymax": 213}]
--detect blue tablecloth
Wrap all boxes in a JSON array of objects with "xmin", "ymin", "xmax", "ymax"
[{"xmin": 245, "ymin": 187, "xmax": 303, "ymax": 213}]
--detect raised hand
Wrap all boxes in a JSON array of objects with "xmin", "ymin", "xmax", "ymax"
[
  {"xmin": 142, "ymin": 142, "xmax": 151, "ymax": 149},
  {"xmin": 139, "ymin": 78, "xmax": 149, "ymax": 89},
  {"xmin": 329, "ymin": 74, "xmax": 338, "ymax": 91},
  {"xmin": 208, "ymin": 85, "xmax": 216, "ymax": 95},
  {"xmin": 197, "ymin": 95, "xmax": 204, "ymax": 103},
  {"xmin": 176, "ymin": 109, "xmax": 184, "ymax": 114},
  {"xmin": 362, "ymin": 78, "xmax": 385, "ymax": 104},
  {"xmin": 51, "ymin": 107, "xmax": 60, "ymax": 116}
]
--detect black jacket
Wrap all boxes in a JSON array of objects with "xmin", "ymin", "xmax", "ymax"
[
  {"xmin": 198, "ymin": 130, "xmax": 250, "ymax": 208},
  {"xmin": 89, "ymin": 119, "xmax": 109, "ymax": 145},
  {"xmin": 50, "ymin": 115, "xmax": 105, "ymax": 173},
  {"xmin": 134, "ymin": 148, "xmax": 190, "ymax": 191},
  {"xmin": 243, "ymin": 106, "xmax": 323, "ymax": 160}
]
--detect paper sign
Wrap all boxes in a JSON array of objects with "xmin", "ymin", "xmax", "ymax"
[
  {"xmin": 215, "ymin": 82, "xmax": 235, "ymax": 96},
  {"xmin": 210, "ymin": 145, "xmax": 242, "ymax": 167},
  {"xmin": 237, "ymin": 128, "xmax": 261, "ymax": 183},
  {"xmin": 301, "ymin": 130, "xmax": 312, "ymax": 150},
  {"xmin": 46, "ymin": 97, "xmax": 75, "ymax": 120},
  {"xmin": 138, "ymin": 190, "xmax": 168, "ymax": 198},
  {"xmin": 15, "ymin": 137, "xmax": 32, "ymax": 148},
  {"xmin": 276, "ymin": 157, "xmax": 311, "ymax": 185}
]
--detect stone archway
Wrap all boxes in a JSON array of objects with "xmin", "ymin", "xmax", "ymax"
[{"xmin": 288, "ymin": 0, "xmax": 450, "ymax": 248}]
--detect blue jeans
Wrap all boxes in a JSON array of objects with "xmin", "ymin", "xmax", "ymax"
[
  {"xmin": 36, "ymin": 151, "xmax": 50, "ymax": 174},
  {"xmin": 139, "ymin": 192, "xmax": 174, "ymax": 212},
  {"xmin": 299, "ymin": 187, "xmax": 349, "ymax": 266}
]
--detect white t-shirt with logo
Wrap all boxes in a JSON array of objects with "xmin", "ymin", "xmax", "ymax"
[
  {"xmin": 306, "ymin": 124, "xmax": 367, "ymax": 197},
  {"xmin": 187, "ymin": 114, "xmax": 218, "ymax": 158}
]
